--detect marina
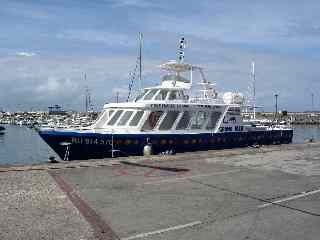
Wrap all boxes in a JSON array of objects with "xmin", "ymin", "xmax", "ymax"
[{"xmin": 1, "ymin": 0, "xmax": 320, "ymax": 238}]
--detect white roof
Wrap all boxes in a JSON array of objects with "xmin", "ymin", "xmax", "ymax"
[{"xmin": 160, "ymin": 60, "xmax": 201, "ymax": 72}]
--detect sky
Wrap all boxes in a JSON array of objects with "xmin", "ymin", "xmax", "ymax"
[{"xmin": 1, "ymin": 0, "xmax": 320, "ymax": 112}]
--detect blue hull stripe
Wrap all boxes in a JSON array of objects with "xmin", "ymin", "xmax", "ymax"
[{"xmin": 39, "ymin": 130, "xmax": 293, "ymax": 160}]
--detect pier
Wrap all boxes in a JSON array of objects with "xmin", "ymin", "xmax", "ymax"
[{"xmin": 1, "ymin": 143, "xmax": 320, "ymax": 239}]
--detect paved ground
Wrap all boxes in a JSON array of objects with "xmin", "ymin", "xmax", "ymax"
[{"xmin": 1, "ymin": 142, "xmax": 320, "ymax": 239}]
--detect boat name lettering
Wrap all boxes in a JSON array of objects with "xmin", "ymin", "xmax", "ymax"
[
  {"xmin": 150, "ymin": 104, "xmax": 189, "ymax": 109},
  {"xmin": 219, "ymin": 126, "xmax": 243, "ymax": 132},
  {"xmin": 71, "ymin": 137, "xmax": 112, "ymax": 145},
  {"xmin": 150, "ymin": 104, "xmax": 220, "ymax": 109}
]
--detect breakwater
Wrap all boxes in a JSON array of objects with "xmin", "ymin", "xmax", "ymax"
[{"xmin": 256, "ymin": 112, "xmax": 320, "ymax": 124}]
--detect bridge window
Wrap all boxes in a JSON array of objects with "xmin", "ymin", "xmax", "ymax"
[
  {"xmin": 176, "ymin": 111, "xmax": 191, "ymax": 130},
  {"xmin": 206, "ymin": 112, "xmax": 222, "ymax": 130},
  {"xmin": 107, "ymin": 110, "xmax": 123, "ymax": 125},
  {"xmin": 155, "ymin": 90, "xmax": 169, "ymax": 100},
  {"xmin": 168, "ymin": 90, "xmax": 185, "ymax": 100},
  {"xmin": 190, "ymin": 111, "xmax": 208, "ymax": 129},
  {"xmin": 129, "ymin": 111, "xmax": 144, "ymax": 126},
  {"xmin": 159, "ymin": 111, "xmax": 179, "ymax": 130},
  {"xmin": 118, "ymin": 111, "xmax": 133, "ymax": 126},
  {"xmin": 135, "ymin": 90, "xmax": 148, "ymax": 101},
  {"xmin": 94, "ymin": 110, "xmax": 108, "ymax": 128},
  {"xmin": 168, "ymin": 91, "xmax": 178, "ymax": 100},
  {"xmin": 143, "ymin": 89, "xmax": 158, "ymax": 100},
  {"xmin": 142, "ymin": 111, "xmax": 164, "ymax": 130}
]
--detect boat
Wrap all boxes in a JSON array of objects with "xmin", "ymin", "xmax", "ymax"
[
  {"xmin": 0, "ymin": 126, "xmax": 5, "ymax": 135},
  {"xmin": 39, "ymin": 37, "xmax": 293, "ymax": 160}
]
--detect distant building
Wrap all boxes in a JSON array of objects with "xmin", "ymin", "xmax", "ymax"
[{"xmin": 48, "ymin": 105, "xmax": 66, "ymax": 115}]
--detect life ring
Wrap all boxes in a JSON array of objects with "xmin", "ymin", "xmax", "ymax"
[{"xmin": 148, "ymin": 112, "xmax": 157, "ymax": 128}]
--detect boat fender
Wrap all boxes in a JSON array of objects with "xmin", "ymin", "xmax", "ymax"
[{"xmin": 143, "ymin": 143, "xmax": 153, "ymax": 156}]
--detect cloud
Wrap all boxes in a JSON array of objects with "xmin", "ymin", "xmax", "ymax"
[
  {"xmin": 1, "ymin": 0, "xmax": 320, "ymax": 112},
  {"xmin": 109, "ymin": 0, "xmax": 160, "ymax": 8},
  {"xmin": 0, "ymin": 54, "xmax": 160, "ymax": 111},
  {"xmin": 1, "ymin": 1, "xmax": 51, "ymax": 20},
  {"xmin": 15, "ymin": 52, "xmax": 36, "ymax": 57},
  {"xmin": 56, "ymin": 29, "xmax": 134, "ymax": 47}
]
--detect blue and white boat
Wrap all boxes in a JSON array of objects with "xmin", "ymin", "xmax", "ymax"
[{"xmin": 39, "ymin": 38, "xmax": 293, "ymax": 160}]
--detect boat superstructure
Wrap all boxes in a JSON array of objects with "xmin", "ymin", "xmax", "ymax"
[{"xmin": 39, "ymin": 37, "xmax": 293, "ymax": 160}]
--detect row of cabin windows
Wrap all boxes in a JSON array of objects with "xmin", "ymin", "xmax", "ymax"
[
  {"xmin": 95, "ymin": 110, "xmax": 144, "ymax": 128},
  {"xmin": 98, "ymin": 109, "xmax": 222, "ymax": 130},
  {"xmin": 135, "ymin": 89, "xmax": 187, "ymax": 101}
]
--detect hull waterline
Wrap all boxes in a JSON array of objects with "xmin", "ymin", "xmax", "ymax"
[{"xmin": 39, "ymin": 129, "xmax": 293, "ymax": 160}]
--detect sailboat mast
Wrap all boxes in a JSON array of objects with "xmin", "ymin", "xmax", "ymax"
[
  {"xmin": 84, "ymin": 73, "xmax": 88, "ymax": 113},
  {"xmin": 139, "ymin": 32, "xmax": 143, "ymax": 91},
  {"xmin": 251, "ymin": 61, "xmax": 256, "ymax": 119}
]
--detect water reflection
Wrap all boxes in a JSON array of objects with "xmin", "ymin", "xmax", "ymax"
[
  {"xmin": 292, "ymin": 125, "xmax": 320, "ymax": 143},
  {"xmin": 0, "ymin": 125, "xmax": 58, "ymax": 166}
]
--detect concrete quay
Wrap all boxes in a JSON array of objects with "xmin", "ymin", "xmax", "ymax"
[{"xmin": 1, "ymin": 143, "xmax": 320, "ymax": 240}]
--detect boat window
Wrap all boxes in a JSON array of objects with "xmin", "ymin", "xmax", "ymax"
[
  {"xmin": 168, "ymin": 91, "xmax": 178, "ymax": 100},
  {"xmin": 142, "ymin": 111, "xmax": 164, "ymax": 130},
  {"xmin": 206, "ymin": 112, "xmax": 222, "ymax": 130},
  {"xmin": 159, "ymin": 111, "xmax": 179, "ymax": 130},
  {"xmin": 118, "ymin": 111, "xmax": 133, "ymax": 126},
  {"xmin": 143, "ymin": 89, "xmax": 158, "ymax": 100},
  {"xmin": 155, "ymin": 90, "xmax": 169, "ymax": 100},
  {"xmin": 107, "ymin": 110, "xmax": 123, "ymax": 125},
  {"xmin": 109, "ymin": 110, "xmax": 114, "ymax": 117},
  {"xmin": 94, "ymin": 110, "xmax": 108, "ymax": 128},
  {"xmin": 168, "ymin": 90, "xmax": 185, "ymax": 100},
  {"xmin": 176, "ymin": 111, "xmax": 191, "ymax": 130},
  {"xmin": 135, "ymin": 90, "xmax": 148, "ymax": 101},
  {"xmin": 190, "ymin": 111, "xmax": 208, "ymax": 129},
  {"xmin": 129, "ymin": 111, "xmax": 144, "ymax": 126},
  {"xmin": 162, "ymin": 74, "xmax": 189, "ymax": 83}
]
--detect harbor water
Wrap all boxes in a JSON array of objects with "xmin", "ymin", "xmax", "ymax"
[
  {"xmin": 0, "ymin": 124, "xmax": 319, "ymax": 166},
  {"xmin": 0, "ymin": 125, "xmax": 58, "ymax": 166}
]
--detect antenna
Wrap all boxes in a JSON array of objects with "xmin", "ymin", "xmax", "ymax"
[
  {"xmin": 251, "ymin": 61, "xmax": 256, "ymax": 119},
  {"xmin": 178, "ymin": 37, "xmax": 186, "ymax": 63}
]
